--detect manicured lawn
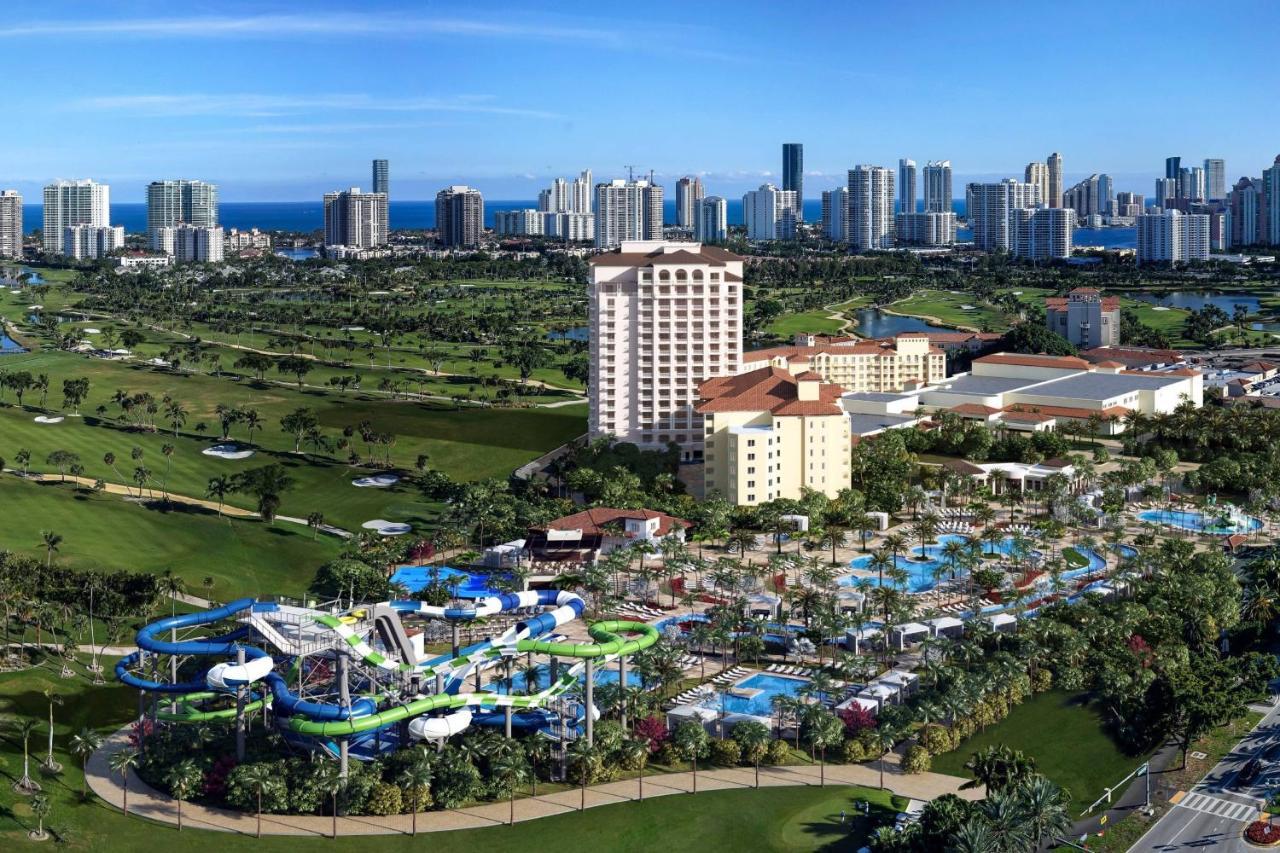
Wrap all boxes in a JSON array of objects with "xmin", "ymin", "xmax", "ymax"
[
  {"xmin": 767, "ymin": 297, "xmax": 873, "ymax": 338},
  {"xmin": 0, "ymin": 659, "xmax": 904, "ymax": 852},
  {"xmin": 0, "ymin": 474, "xmax": 340, "ymax": 600},
  {"xmin": 1062, "ymin": 547, "xmax": 1090, "ymax": 569},
  {"xmin": 889, "ymin": 290, "xmax": 1010, "ymax": 332},
  {"xmin": 932, "ymin": 690, "xmax": 1143, "ymax": 806},
  {"xmin": 0, "ymin": 347, "xmax": 585, "ymax": 529}
]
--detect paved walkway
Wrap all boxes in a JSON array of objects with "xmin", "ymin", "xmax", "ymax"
[{"xmin": 86, "ymin": 728, "xmax": 980, "ymax": 836}]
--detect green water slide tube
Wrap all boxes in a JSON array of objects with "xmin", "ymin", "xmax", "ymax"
[
  {"xmin": 157, "ymin": 691, "xmax": 270, "ymax": 722},
  {"xmin": 285, "ymin": 621, "xmax": 659, "ymax": 737}
]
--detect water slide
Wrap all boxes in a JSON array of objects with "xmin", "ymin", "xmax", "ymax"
[{"xmin": 116, "ymin": 590, "xmax": 659, "ymax": 742}]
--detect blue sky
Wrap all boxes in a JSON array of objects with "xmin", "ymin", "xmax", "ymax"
[{"xmin": 3, "ymin": 0, "xmax": 1276, "ymax": 201}]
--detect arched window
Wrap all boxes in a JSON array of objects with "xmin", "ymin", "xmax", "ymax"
[
  {"xmin": 692, "ymin": 269, "xmax": 704, "ymax": 281},
  {"xmin": 658, "ymin": 269, "xmax": 671, "ymax": 281},
  {"xmin": 675, "ymin": 269, "xmax": 688, "ymax": 281}
]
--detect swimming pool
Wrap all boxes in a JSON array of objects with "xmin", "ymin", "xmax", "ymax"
[
  {"xmin": 706, "ymin": 672, "xmax": 812, "ymax": 718},
  {"xmin": 0, "ymin": 333, "xmax": 26, "ymax": 353},
  {"xmin": 840, "ymin": 533, "xmax": 1040, "ymax": 593},
  {"xmin": 388, "ymin": 565, "xmax": 508, "ymax": 599},
  {"xmin": 1137, "ymin": 508, "xmax": 1261, "ymax": 535}
]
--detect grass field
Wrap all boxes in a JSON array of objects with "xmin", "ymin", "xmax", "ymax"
[
  {"xmin": 766, "ymin": 297, "xmax": 873, "ymax": 338},
  {"xmin": 888, "ymin": 290, "xmax": 1010, "ymax": 332},
  {"xmin": 0, "ymin": 475, "xmax": 340, "ymax": 599},
  {"xmin": 931, "ymin": 690, "xmax": 1142, "ymax": 807},
  {"xmin": 0, "ymin": 659, "xmax": 904, "ymax": 852},
  {"xmin": 0, "ymin": 347, "xmax": 586, "ymax": 530}
]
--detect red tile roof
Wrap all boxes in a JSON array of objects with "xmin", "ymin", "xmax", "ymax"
[
  {"xmin": 1080, "ymin": 346, "xmax": 1186, "ymax": 366},
  {"xmin": 976, "ymin": 353, "xmax": 1091, "ymax": 370},
  {"xmin": 697, "ymin": 366, "xmax": 844, "ymax": 417},
  {"xmin": 589, "ymin": 244, "xmax": 743, "ymax": 267},
  {"xmin": 538, "ymin": 507, "xmax": 689, "ymax": 537},
  {"xmin": 950, "ymin": 403, "xmax": 1001, "ymax": 416}
]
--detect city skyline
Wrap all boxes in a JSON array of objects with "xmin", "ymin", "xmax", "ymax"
[{"xmin": 1, "ymin": 0, "xmax": 1275, "ymax": 201}]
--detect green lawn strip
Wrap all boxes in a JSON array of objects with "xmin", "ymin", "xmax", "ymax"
[
  {"xmin": 931, "ymin": 690, "xmax": 1144, "ymax": 807},
  {"xmin": 1062, "ymin": 547, "xmax": 1090, "ymax": 569},
  {"xmin": 0, "ymin": 475, "xmax": 339, "ymax": 599},
  {"xmin": 1084, "ymin": 711, "xmax": 1265, "ymax": 852},
  {"xmin": 1118, "ymin": 297, "xmax": 1193, "ymax": 344},
  {"xmin": 767, "ymin": 297, "xmax": 874, "ymax": 338},
  {"xmin": 0, "ymin": 661, "xmax": 904, "ymax": 852}
]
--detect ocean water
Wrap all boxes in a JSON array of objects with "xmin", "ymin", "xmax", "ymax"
[{"xmin": 18, "ymin": 198, "xmax": 1136, "ymax": 248}]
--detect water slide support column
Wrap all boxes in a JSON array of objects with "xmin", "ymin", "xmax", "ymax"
[
  {"xmin": 618, "ymin": 655, "xmax": 628, "ymax": 730},
  {"xmin": 585, "ymin": 657, "xmax": 594, "ymax": 746},
  {"xmin": 235, "ymin": 647, "xmax": 247, "ymax": 762},
  {"xmin": 451, "ymin": 623, "xmax": 459, "ymax": 658},
  {"xmin": 337, "ymin": 654, "xmax": 350, "ymax": 777},
  {"xmin": 169, "ymin": 628, "xmax": 179, "ymax": 714}
]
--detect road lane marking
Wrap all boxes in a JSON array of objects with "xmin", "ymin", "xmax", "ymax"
[{"xmin": 1174, "ymin": 791, "xmax": 1257, "ymax": 823}]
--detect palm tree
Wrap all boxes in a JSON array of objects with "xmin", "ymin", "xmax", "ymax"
[
  {"xmin": 619, "ymin": 737, "xmax": 649, "ymax": 800},
  {"xmin": 205, "ymin": 475, "xmax": 232, "ymax": 516},
  {"xmin": 108, "ymin": 748, "xmax": 139, "ymax": 814},
  {"xmin": 40, "ymin": 688, "xmax": 63, "ymax": 772},
  {"xmin": 875, "ymin": 722, "xmax": 901, "ymax": 790},
  {"xmin": 239, "ymin": 762, "xmax": 276, "ymax": 838},
  {"xmin": 165, "ymin": 759, "xmax": 202, "ymax": 831},
  {"xmin": 29, "ymin": 794, "xmax": 50, "ymax": 840},
  {"xmin": 397, "ymin": 758, "xmax": 433, "ymax": 835},
  {"xmin": 1018, "ymin": 774, "xmax": 1073, "ymax": 847},
  {"xmin": 13, "ymin": 718, "xmax": 41, "ymax": 793},
  {"xmin": 310, "ymin": 761, "xmax": 343, "ymax": 839},
  {"xmin": 490, "ymin": 751, "xmax": 530, "ymax": 825},
  {"xmin": 566, "ymin": 740, "xmax": 598, "ymax": 811},
  {"xmin": 734, "ymin": 720, "xmax": 771, "ymax": 788},
  {"xmin": 69, "ymin": 727, "xmax": 104, "ymax": 799},
  {"xmin": 160, "ymin": 569, "xmax": 186, "ymax": 617},
  {"xmin": 41, "ymin": 530, "xmax": 62, "ymax": 567}
]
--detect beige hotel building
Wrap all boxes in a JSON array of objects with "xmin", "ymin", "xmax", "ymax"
[
  {"xmin": 742, "ymin": 332, "xmax": 946, "ymax": 393},
  {"xmin": 588, "ymin": 240, "xmax": 745, "ymax": 461}
]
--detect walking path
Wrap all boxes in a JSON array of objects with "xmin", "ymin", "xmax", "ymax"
[{"xmin": 85, "ymin": 728, "xmax": 980, "ymax": 836}]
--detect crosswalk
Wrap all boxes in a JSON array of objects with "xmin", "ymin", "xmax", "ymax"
[{"xmin": 1172, "ymin": 790, "xmax": 1257, "ymax": 823}]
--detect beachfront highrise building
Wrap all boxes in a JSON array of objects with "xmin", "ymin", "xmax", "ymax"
[
  {"xmin": 539, "ymin": 178, "xmax": 571, "ymax": 213},
  {"xmin": 743, "ymin": 184, "xmax": 799, "ymax": 241},
  {"xmin": 587, "ymin": 240, "xmax": 744, "ymax": 461},
  {"xmin": 923, "ymin": 161, "xmax": 952, "ymax": 214},
  {"xmin": 695, "ymin": 196, "xmax": 727, "ymax": 243},
  {"xmin": 323, "ymin": 187, "xmax": 390, "ymax": 249},
  {"xmin": 1012, "ymin": 207, "xmax": 1073, "ymax": 260},
  {"xmin": 1063, "ymin": 174, "xmax": 1114, "ymax": 219},
  {"xmin": 1137, "ymin": 210, "xmax": 1211, "ymax": 264},
  {"xmin": 63, "ymin": 224, "xmax": 124, "ymax": 260},
  {"xmin": 594, "ymin": 179, "xmax": 663, "ymax": 249},
  {"xmin": 821, "ymin": 187, "xmax": 848, "ymax": 242},
  {"xmin": 435, "ymin": 185, "xmax": 484, "ymax": 247},
  {"xmin": 572, "ymin": 170, "xmax": 593, "ymax": 214},
  {"xmin": 0, "ymin": 191, "xmax": 21, "ymax": 259},
  {"xmin": 675, "ymin": 176, "xmax": 705, "ymax": 229},
  {"xmin": 897, "ymin": 159, "xmax": 916, "ymax": 215},
  {"xmin": 848, "ymin": 165, "xmax": 895, "ymax": 251},
  {"xmin": 146, "ymin": 180, "xmax": 218, "ymax": 251},
  {"xmin": 895, "ymin": 212, "xmax": 956, "ymax": 246},
  {"xmin": 1115, "ymin": 192, "xmax": 1145, "ymax": 218},
  {"xmin": 1180, "ymin": 167, "xmax": 1206, "ymax": 202},
  {"xmin": 43, "ymin": 179, "xmax": 110, "ymax": 255},
  {"xmin": 372, "ymin": 159, "xmax": 389, "ymax": 195},
  {"xmin": 1047, "ymin": 152, "xmax": 1064, "ymax": 208},
  {"xmin": 782, "ymin": 143, "xmax": 803, "ymax": 219},
  {"xmin": 1024, "ymin": 162, "xmax": 1049, "ymax": 206},
  {"xmin": 966, "ymin": 179, "xmax": 1043, "ymax": 251},
  {"xmin": 1204, "ymin": 158, "xmax": 1226, "ymax": 201}
]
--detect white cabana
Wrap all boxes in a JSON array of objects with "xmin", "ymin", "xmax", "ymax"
[
  {"xmin": 858, "ymin": 682, "xmax": 900, "ymax": 709},
  {"xmin": 744, "ymin": 592, "xmax": 782, "ymax": 619},
  {"xmin": 836, "ymin": 695, "xmax": 880, "ymax": 717},
  {"xmin": 891, "ymin": 622, "xmax": 930, "ymax": 651},
  {"xmin": 986, "ymin": 613, "xmax": 1017, "ymax": 632},
  {"xmin": 835, "ymin": 589, "xmax": 866, "ymax": 615},
  {"xmin": 926, "ymin": 615, "xmax": 964, "ymax": 639},
  {"xmin": 878, "ymin": 670, "xmax": 919, "ymax": 698},
  {"xmin": 779, "ymin": 513, "xmax": 810, "ymax": 533},
  {"xmin": 482, "ymin": 539, "xmax": 525, "ymax": 569},
  {"xmin": 866, "ymin": 511, "xmax": 891, "ymax": 531},
  {"xmin": 845, "ymin": 625, "xmax": 881, "ymax": 654}
]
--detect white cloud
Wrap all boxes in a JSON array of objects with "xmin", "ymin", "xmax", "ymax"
[
  {"xmin": 0, "ymin": 14, "xmax": 620, "ymax": 44},
  {"xmin": 68, "ymin": 93, "xmax": 561, "ymax": 120}
]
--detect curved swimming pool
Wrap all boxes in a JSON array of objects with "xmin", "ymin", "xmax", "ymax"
[
  {"xmin": 839, "ymin": 533, "xmax": 1041, "ymax": 593},
  {"xmin": 1137, "ymin": 508, "xmax": 1261, "ymax": 535}
]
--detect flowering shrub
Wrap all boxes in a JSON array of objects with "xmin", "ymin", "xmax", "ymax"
[
  {"xmin": 1245, "ymin": 821, "xmax": 1280, "ymax": 845},
  {"xmin": 632, "ymin": 715, "xmax": 669, "ymax": 752}
]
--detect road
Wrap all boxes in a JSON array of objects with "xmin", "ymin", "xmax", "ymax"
[{"xmin": 1127, "ymin": 702, "xmax": 1278, "ymax": 852}]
